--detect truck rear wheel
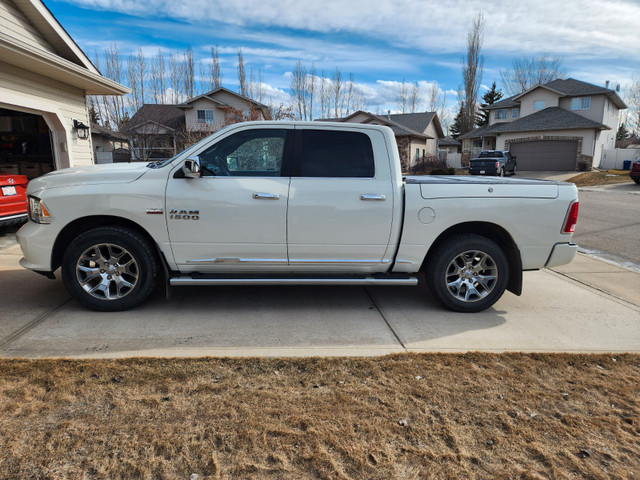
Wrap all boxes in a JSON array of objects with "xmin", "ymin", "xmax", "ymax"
[
  {"xmin": 61, "ymin": 226, "xmax": 158, "ymax": 311},
  {"xmin": 426, "ymin": 234, "xmax": 509, "ymax": 313}
]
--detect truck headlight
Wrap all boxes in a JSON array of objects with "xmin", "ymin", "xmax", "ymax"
[{"xmin": 28, "ymin": 195, "xmax": 52, "ymax": 224}]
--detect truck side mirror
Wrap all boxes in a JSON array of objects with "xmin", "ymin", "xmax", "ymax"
[{"xmin": 182, "ymin": 156, "xmax": 201, "ymax": 178}]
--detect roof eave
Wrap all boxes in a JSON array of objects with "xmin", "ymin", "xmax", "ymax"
[{"xmin": 0, "ymin": 34, "xmax": 129, "ymax": 95}]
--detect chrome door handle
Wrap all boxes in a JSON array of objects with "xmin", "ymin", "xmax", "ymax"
[
  {"xmin": 360, "ymin": 194, "xmax": 387, "ymax": 201},
  {"xmin": 252, "ymin": 193, "xmax": 280, "ymax": 200}
]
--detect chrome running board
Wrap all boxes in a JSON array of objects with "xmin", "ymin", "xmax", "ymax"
[{"xmin": 169, "ymin": 275, "xmax": 418, "ymax": 287}]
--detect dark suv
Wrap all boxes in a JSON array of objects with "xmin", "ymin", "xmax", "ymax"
[
  {"xmin": 630, "ymin": 158, "xmax": 640, "ymax": 184},
  {"xmin": 469, "ymin": 150, "xmax": 517, "ymax": 176}
]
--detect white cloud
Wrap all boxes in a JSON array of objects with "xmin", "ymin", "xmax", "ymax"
[{"xmin": 62, "ymin": 0, "xmax": 640, "ymax": 58}]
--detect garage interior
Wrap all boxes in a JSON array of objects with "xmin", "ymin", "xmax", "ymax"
[{"xmin": 0, "ymin": 108, "xmax": 55, "ymax": 180}]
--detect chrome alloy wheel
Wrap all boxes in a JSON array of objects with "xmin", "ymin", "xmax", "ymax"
[
  {"xmin": 75, "ymin": 243, "xmax": 139, "ymax": 300},
  {"xmin": 445, "ymin": 250, "xmax": 498, "ymax": 303}
]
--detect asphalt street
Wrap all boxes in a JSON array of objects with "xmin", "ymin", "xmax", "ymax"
[{"xmin": 573, "ymin": 183, "xmax": 640, "ymax": 270}]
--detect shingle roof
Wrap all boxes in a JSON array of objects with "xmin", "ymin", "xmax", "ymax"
[
  {"xmin": 457, "ymin": 122, "xmax": 503, "ymax": 140},
  {"xmin": 318, "ymin": 111, "xmax": 432, "ymax": 139},
  {"xmin": 90, "ymin": 123, "xmax": 128, "ymax": 141},
  {"xmin": 490, "ymin": 107, "xmax": 608, "ymax": 133},
  {"xmin": 386, "ymin": 112, "xmax": 441, "ymax": 136},
  {"xmin": 438, "ymin": 135, "xmax": 461, "ymax": 146},
  {"xmin": 123, "ymin": 104, "xmax": 185, "ymax": 132},
  {"xmin": 482, "ymin": 95, "xmax": 519, "ymax": 110}
]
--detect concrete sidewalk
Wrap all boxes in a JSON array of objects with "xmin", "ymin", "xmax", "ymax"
[{"xmin": 0, "ymin": 244, "xmax": 638, "ymax": 358}]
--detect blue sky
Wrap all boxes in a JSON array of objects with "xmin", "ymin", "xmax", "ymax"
[{"xmin": 46, "ymin": 0, "xmax": 640, "ymax": 121}]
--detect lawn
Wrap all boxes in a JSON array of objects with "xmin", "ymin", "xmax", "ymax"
[
  {"xmin": 1, "ymin": 353, "xmax": 638, "ymax": 479},
  {"xmin": 567, "ymin": 170, "xmax": 634, "ymax": 187}
]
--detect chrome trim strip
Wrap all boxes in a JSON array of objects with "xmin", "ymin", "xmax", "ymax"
[
  {"xmin": 146, "ymin": 208, "xmax": 164, "ymax": 215},
  {"xmin": 170, "ymin": 276, "xmax": 419, "ymax": 286},
  {"xmin": 395, "ymin": 259, "xmax": 413, "ymax": 264},
  {"xmin": 288, "ymin": 258, "xmax": 384, "ymax": 265},
  {"xmin": 185, "ymin": 258, "xmax": 288, "ymax": 265},
  {"xmin": 0, "ymin": 213, "xmax": 28, "ymax": 221}
]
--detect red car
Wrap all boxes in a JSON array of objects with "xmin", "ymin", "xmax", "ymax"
[
  {"xmin": 631, "ymin": 159, "xmax": 640, "ymax": 185},
  {"xmin": 0, "ymin": 174, "xmax": 28, "ymax": 228}
]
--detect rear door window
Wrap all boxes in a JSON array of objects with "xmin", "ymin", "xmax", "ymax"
[{"xmin": 295, "ymin": 130, "xmax": 375, "ymax": 177}]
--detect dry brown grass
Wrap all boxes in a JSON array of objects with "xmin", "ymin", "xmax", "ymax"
[
  {"xmin": 1, "ymin": 353, "xmax": 639, "ymax": 480},
  {"xmin": 567, "ymin": 170, "xmax": 634, "ymax": 187}
]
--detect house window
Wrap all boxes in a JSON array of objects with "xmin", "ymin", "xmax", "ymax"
[
  {"xmin": 496, "ymin": 109, "xmax": 508, "ymax": 120},
  {"xmin": 416, "ymin": 148, "xmax": 420, "ymax": 160},
  {"xmin": 533, "ymin": 100, "xmax": 545, "ymax": 110},
  {"xmin": 197, "ymin": 109, "xmax": 214, "ymax": 124},
  {"xmin": 512, "ymin": 108, "xmax": 519, "ymax": 118},
  {"xmin": 571, "ymin": 97, "xmax": 591, "ymax": 111}
]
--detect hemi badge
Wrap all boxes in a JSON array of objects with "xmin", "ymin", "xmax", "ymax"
[{"xmin": 146, "ymin": 208, "xmax": 164, "ymax": 215}]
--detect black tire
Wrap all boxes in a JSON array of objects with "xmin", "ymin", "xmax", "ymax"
[
  {"xmin": 511, "ymin": 164, "xmax": 517, "ymax": 176},
  {"xmin": 61, "ymin": 226, "xmax": 158, "ymax": 311},
  {"xmin": 425, "ymin": 234, "xmax": 509, "ymax": 313},
  {"xmin": 499, "ymin": 167, "xmax": 505, "ymax": 177},
  {"xmin": 634, "ymin": 178, "xmax": 640, "ymax": 185}
]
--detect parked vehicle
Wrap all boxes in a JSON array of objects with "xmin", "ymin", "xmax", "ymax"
[
  {"xmin": 0, "ymin": 174, "xmax": 28, "ymax": 228},
  {"xmin": 630, "ymin": 158, "xmax": 640, "ymax": 184},
  {"xmin": 18, "ymin": 122, "xmax": 579, "ymax": 313},
  {"xmin": 469, "ymin": 150, "xmax": 517, "ymax": 176}
]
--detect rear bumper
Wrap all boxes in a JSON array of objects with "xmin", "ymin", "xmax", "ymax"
[
  {"xmin": 545, "ymin": 242, "xmax": 578, "ymax": 268},
  {"xmin": 469, "ymin": 168, "xmax": 499, "ymax": 175}
]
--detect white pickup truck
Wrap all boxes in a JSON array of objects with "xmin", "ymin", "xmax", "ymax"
[{"xmin": 18, "ymin": 122, "xmax": 579, "ymax": 312}]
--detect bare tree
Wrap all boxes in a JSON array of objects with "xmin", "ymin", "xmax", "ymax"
[
  {"xmin": 500, "ymin": 55, "xmax": 567, "ymax": 95},
  {"xmin": 460, "ymin": 12, "xmax": 485, "ymax": 135},
  {"xmin": 151, "ymin": 49, "xmax": 166, "ymax": 104},
  {"xmin": 397, "ymin": 78, "xmax": 409, "ymax": 113},
  {"xmin": 210, "ymin": 46, "xmax": 222, "ymax": 89},
  {"xmin": 331, "ymin": 68, "xmax": 344, "ymax": 118},
  {"xmin": 409, "ymin": 82, "xmax": 420, "ymax": 113},
  {"xmin": 91, "ymin": 51, "xmax": 106, "ymax": 125},
  {"xmin": 319, "ymin": 70, "xmax": 329, "ymax": 118},
  {"xmin": 126, "ymin": 49, "xmax": 146, "ymax": 112},
  {"xmin": 308, "ymin": 63, "xmax": 316, "ymax": 120},
  {"xmin": 168, "ymin": 53, "xmax": 181, "ymax": 104},
  {"xmin": 181, "ymin": 46, "xmax": 195, "ymax": 99},
  {"xmin": 426, "ymin": 83, "xmax": 450, "ymax": 132},
  {"xmin": 626, "ymin": 74, "xmax": 640, "ymax": 134},
  {"xmin": 103, "ymin": 44, "xmax": 128, "ymax": 129},
  {"xmin": 237, "ymin": 48, "xmax": 247, "ymax": 97},
  {"xmin": 290, "ymin": 61, "xmax": 308, "ymax": 120}
]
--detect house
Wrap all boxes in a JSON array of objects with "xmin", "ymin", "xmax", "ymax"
[
  {"xmin": 124, "ymin": 88, "xmax": 271, "ymax": 160},
  {"xmin": 0, "ymin": 0, "xmax": 128, "ymax": 179},
  {"xmin": 318, "ymin": 110, "xmax": 444, "ymax": 171},
  {"xmin": 439, "ymin": 136, "xmax": 462, "ymax": 153},
  {"xmin": 123, "ymin": 104, "xmax": 185, "ymax": 160},
  {"xmin": 91, "ymin": 123, "xmax": 129, "ymax": 163},
  {"xmin": 459, "ymin": 78, "xmax": 626, "ymax": 170},
  {"xmin": 178, "ymin": 87, "xmax": 272, "ymax": 132}
]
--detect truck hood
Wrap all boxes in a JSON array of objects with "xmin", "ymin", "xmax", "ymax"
[
  {"xmin": 27, "ymin": 163, "xmax": 149, "ymax": 195},
  {"xmin": 405, "ymin": 175, "xmax": 561, "ymax": 199}
]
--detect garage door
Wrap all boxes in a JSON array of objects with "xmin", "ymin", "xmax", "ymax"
[
  {"xmin": 0, "ymin": 108, "xmax": 55, "ymax": 180},
  {"xmin": 509, "ymin": 140, "xmax": 578, "ymax": 171}
]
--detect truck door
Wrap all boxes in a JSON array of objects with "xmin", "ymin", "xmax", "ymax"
[
  {"xmin": 287, "ymin": 127, "xmax": 395, "ymax": 273},
  {"xmin": 165, "ymin": 126, "xmax": 292, "ymax": 272}
]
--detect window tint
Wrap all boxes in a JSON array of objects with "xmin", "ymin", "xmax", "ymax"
[
  {"xmin": 478, "ymin": 151, "xmax": 503, "ymax": 158},
  {"xmin": 198, "ymin": 129, "xmax": 287, "ymax": 177},
  {"xmin": 298, "ymin": 130, "xmax": 375, "ymax": 177}
]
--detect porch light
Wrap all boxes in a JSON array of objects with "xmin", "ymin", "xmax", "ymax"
[{"xmin": 73, "ymin": 119, "xmax": 90, "ymax": 140}]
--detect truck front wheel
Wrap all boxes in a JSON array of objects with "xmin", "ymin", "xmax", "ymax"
[
  {"xmin": 426, "ymin": 234, "xmax": 509, "ymax": 313},
  {"xmin": 61, "ymin": 226, "xmax": 158, "ymax": 311}
]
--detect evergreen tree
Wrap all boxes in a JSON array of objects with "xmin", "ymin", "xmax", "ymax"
[
  {"xmin": 476, "ymin": 81, "xmax": 503, "ymax": 126},
  {"xmin": 450, "ymin": 102, "xmax": 465, "ymax": 138},
  {"xmin": 616, "ymin": 123, "xmax": 629, "ymax": 143}
]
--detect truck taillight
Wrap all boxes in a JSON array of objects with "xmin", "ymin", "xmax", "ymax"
[
  {"xmin": 563, "ymin": 202, "xmax": 579, "ymax": 233},
  {"xmin": 495, "ymin": 162, "xmax": 500, "ymax": 169}
]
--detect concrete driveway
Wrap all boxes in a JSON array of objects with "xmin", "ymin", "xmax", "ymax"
[{"xmin": 1, "ymin": 243, "xmax": 639, "ymax": 358}]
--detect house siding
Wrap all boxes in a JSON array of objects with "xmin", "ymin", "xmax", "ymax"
[
  {"xmin": 424, "ymin": 122, "xmax": 439, "ymax": 154},
  {"xmin": 0, "ymin": 60, "xmax": 92, "ymax": 169},
  {"xmin": 518, "ymin": 89, "xmax": 561, "ymax": 117},
  {"xmin": 184, "ymin": 94, "xmax": 266, "ymax": 132},
  {"xmin": 0, "ymin": 0, "xmax": 56, "ymax": 54}
]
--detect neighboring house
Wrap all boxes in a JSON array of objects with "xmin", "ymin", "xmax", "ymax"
[
  {"xmin": 179, "ymin": 87, "xmax": 272, "ymax": 132},
  {"xmin": 459, "ymin": 78, "xmax": 626, "ymax": 170},
  {"xmin": 123, "ymin": 104, "xmax": 185, "ymax": 160},
  {"xmin": 124, "ymin": 88, "xmax": 272, "ymax": 160},
  {"xmin": 0, "ymin": 0, "xmax": 128, "ymax": 179},
  {"xmin": 91, "ymin": 123, "xmax": 129, "ymax": 163},
  {"xmin": 319, "ymin": 110, "xmax": 444, "ymax": 171},
  {"xmin": 439, "ymin": 136, "xmax": 462, "ymax": 153}
]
